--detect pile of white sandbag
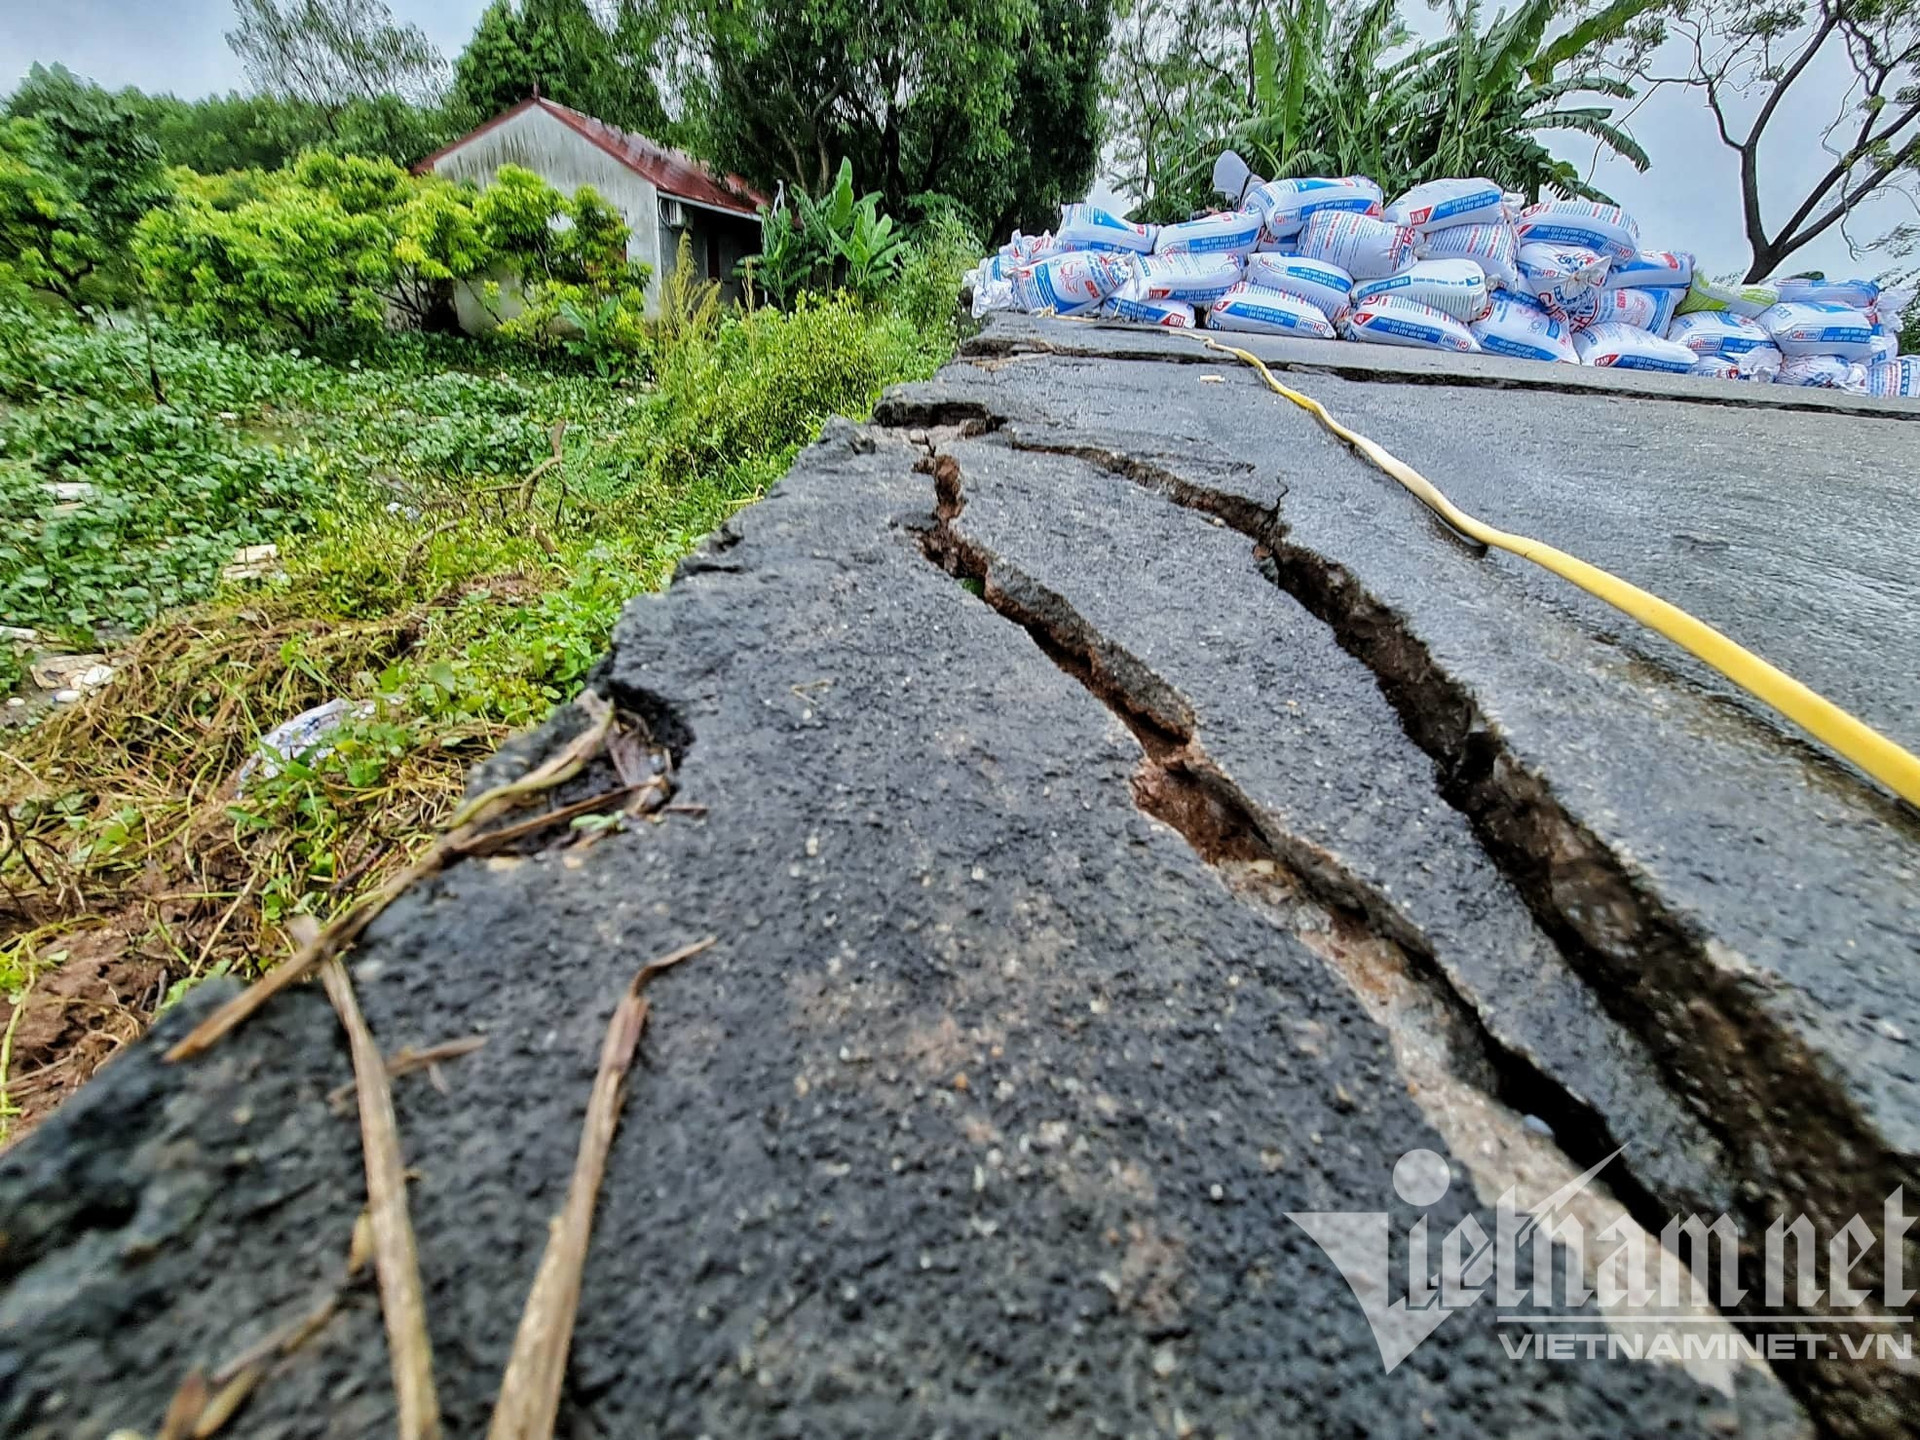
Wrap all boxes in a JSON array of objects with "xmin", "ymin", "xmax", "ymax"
[{"xmin": 963, "ymin": 180, "xmax": 1910, "ymax": 400}]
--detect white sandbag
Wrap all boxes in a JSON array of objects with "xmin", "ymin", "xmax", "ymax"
[
  {"xmin": 1342, "ymin": 295, "xmax": 1481, "ymax": 353},
  {"xmin": 1104, "ymin": 295, "xmax": 1196, "ymax": 327},
  {"xmin": 1000, "ymin": 230, "xmax": 1059, "ymax": 264},
  {"xmin": 1009, "ymin": 249, "xmax": 1135, "ymax": 314},
  {"xmin": 1057, "ymin": 203, "xmax": 1157, "ymax": 253},
  {"xmin": 1242, "ymin": 254, "xmax": 1354, "ymax": 321},
  {"xmin": 1871, "ymin": 331, "xmax": 1900, "ymax": 364},
  {"xmin": 1120, "ymin": 252, "xmax": 1245, "ymax": 304},
  {"xmin": 1758, "ymin": 302, "xmax": 1875, "ymax": 361},
  {"xmin": 1295, "ymin": 211, "xmax": 1416, "ymax": 280},
  {"xmin": 1666, "ymin": 311, "xmax": 1774, "ymax": 356},
  {"xmin": 1470, "ymin": 291, "xmax": 1578, "ymax": 363},
  {"xmin": 1674, "ymin": 276, "xmax": 1778, "ymax": 318},
  {"xmin": 969, "ymin": 274, "xmax": 1017, "ymax": 318},
  {"xmin": 1605, "ymin": 250, "xmax": 1694, "ymax": 289},
  {"xmin": 1204, "ymin": 283, "xmax": 1338, "ymax": 339},
  {"xmin": 1777, "ymin": 276, "xmax": 1879, "ymax": 309},
  {"xmin": 1866, "ymin": 357, "xmax": 1920, "ymax": 397},
  {"xmin": 1417, "ymin": 223, "xmax": 1519, "ymax": 288},
  {"xmin": 1385, "ymin": 178, "xmax": 1506, "ymax": 233},
  {"xmin": 1573, "ymin": 322, "xmax": 1697, "ymax": 372},
  {"xmin": 1350, "ymin": 259, "xmax": 1491, "ymax": 323},
  {"xmin": 1689, "ymin": 355, "xmax": 1741, "ymax": 381},
  {"xmin": 1153, "ymin": 210, "xmax": 1262, "ymax": 257},
  {"xmin": 1246, "ymin": 176, "xmax": 1384, "ymax": 241},
  {"xmin": 1515, "ymin": 243, "xmax": 1610, "ymax": 315},
  {"xmin": 1568, "ymin": 285, "xmax": 1678, "ymax": 333},
  {"xmin": 1515, "ymin": 200, "xmax": 1640, "ymax": 262},
  {"xmin": 1732, "ymin": 343, "xmax": 1785, "ymax": 381},
  {"xmin": 1774, "ymin": 354, "xmax": 1868, "ymax": 391}
]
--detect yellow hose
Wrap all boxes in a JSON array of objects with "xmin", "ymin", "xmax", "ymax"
[{"xmin": 1200, "ymin": 337, "xmax": 1920, "ymax": 808}]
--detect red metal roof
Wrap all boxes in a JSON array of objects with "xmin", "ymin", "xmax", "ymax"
[{"xmin": 414, "ymin": 97, "xmax": 768, "ymax": 218}]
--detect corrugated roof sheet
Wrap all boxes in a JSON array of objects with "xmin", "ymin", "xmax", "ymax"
[{"xmin": 416, "ymin": 98, "xmax": 768, "ymax": 218}]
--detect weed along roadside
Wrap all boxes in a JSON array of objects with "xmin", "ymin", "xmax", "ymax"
[{"xmin": 0, "ymin": 232, "xmax": 975, "ymax": 1142}]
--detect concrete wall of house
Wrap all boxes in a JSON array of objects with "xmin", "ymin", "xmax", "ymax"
[{"xmin": 427, "ymin": 106, "xmax": 663, "ymax": 315}]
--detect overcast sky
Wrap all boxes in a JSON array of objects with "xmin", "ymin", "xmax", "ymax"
[{"xmin": 1, "ymin": 0, "xmax": 1904, "ymax": 283}]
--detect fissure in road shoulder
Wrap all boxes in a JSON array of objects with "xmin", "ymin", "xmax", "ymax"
[
  {"xmin": 914, "ymin": 443, "xmax": 1668, "ymax": 1234},
  {"xmin": 880, "ymin": 404, "xmax": 1917, "ymax": 1438}
]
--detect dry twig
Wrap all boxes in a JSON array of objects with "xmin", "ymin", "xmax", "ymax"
[
  {"xmin": 485, "ymin": 935, "xmax": 715, "ymax": 1440},
  {"xmin": 319, "ymin": 951, "xmax": 442, "ymax": 1440}
]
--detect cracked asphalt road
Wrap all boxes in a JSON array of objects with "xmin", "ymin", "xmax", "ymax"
[{"xmin": 5, "ymin": 316, "xmax": 1918, "ymax": 1439}]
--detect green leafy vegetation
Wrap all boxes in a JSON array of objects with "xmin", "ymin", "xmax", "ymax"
[{"xmin": 1107, "ymin": 0, "xmax": 1660, "ymax": 221}]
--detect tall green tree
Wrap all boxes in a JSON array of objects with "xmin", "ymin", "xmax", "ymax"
[
  {"xmin": 452, "ymin": 0, "xmax": 670, "ymax": 134},
  {"xmin": 227, "ymin": 0, "xmax": 448, "ymax": 107},
  {"xmin": 1, "ymin": 65, "xmax": 171, "ymax": 309},
  {"xmin": 678, "ymin": 0, "xmax": 1109, "ymax": 236},
  {"xmin": 1106, "ymin": 0, "xmax": 1654, "ymax": 220},
  {"xmin": 1629, "ymin": 0, "xmax": 1920, "ymax": 280}
]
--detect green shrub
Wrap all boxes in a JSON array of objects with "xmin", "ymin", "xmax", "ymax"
[{"xmin": 135, "ymin": 157, "xmax": 651, "ymax": 355}]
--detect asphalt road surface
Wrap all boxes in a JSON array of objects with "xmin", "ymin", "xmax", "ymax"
[{"xmin": 4, "ymin": 316, "xmax": 1917, "ymax": 1439}]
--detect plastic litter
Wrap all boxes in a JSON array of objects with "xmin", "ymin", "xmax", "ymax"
[
  {"xmin": 1342, "ymin": 294, "xmax": 1481, "ymax": 353},
  {"xmin": 1758, "ymin": 302, "xmax": 1875, "ymax": 361},
  {"xmin": 1153, "ymin": 210, "xmax": 1262, "ymax": 256},
  {"xmin": 1573, "ymin": 322, "xmax": 1697, "ymax": 372},
  {"xmin": 1385, "ymin": 178, "xmax": 1507, "ymax": 233},
  {"xmin": 1295, "ymin": 211, "xmax": 1415, "ymax": 280},
  {"xmin": 1241, "ymin": 254, "xmax": 1354, "ymax": 321},
  {"xmin": 1057, "ymin": 204, "xmax": 1157, "ymax": 253},
  {"xmin": 1606, "ymin": 250, "xmax": 1694, "ymax": 289},
  {"xmin": 1515, "ymin": 243, "xmax": 1610, "ymax": 315},
  {"xmin": 1246, "ymin": 176, "xmax": 1384, "ymax": 240},
  {"xmin": 1471, "ymin": 291, "xmax": 1578, "ymax": 363},
  {"xmin": 1204, "ymin": 283, "xmax": 1339, "ymax": 338},
  {"xmin": 1667, "ymin": 312, "xmax": 1774, "ymax": 356},
  {"xmin": 1104, "ymin": 295, "xmax": 1196, "ymax": 327},
  {"xmin": 238, "ymin": 697, "xmax": 375, "ymax": 788},
  {"xmin": 1417, "ymin": 222, "xmax": 1519, "ymax": 288},
  {"xmin": 1350, "ymin": 259, "xmax": 1491, "ymax": 323},
  {"xmin": 1515, "ymin": 200, "xmax": 1640, "ymax": 261}
]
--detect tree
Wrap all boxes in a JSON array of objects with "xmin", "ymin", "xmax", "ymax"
[
  {"xmin": 677, "ymin": 0, "xmax": 1109, "ymax": 236},
  {"xmin": 1, "ymin": 66, "xmax": 172, "ymax": 309},
  {"xmin": 226, "ymin": 0, "xmax": 448, "ymax": 107},
  {"xmin": 1104, "ymin": 0, "xmax": 1654, "ymax": 220},
  {"xmin": 452, "ymin": 0, "xmax": 670, "ymax": 134},
  {"xmin": 1633, "ymin": 0, "xmax": 1920, "ymax": 280}
]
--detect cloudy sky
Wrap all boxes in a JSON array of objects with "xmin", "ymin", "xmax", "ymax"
[{"xmin": 1, "ymin": 0, "xmax": 1904, "ymax": 283}]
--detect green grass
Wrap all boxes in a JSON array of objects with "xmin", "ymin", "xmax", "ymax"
[{"xmin": 0, "ymin": 286, "xmax": 963, "ymax": 1135}]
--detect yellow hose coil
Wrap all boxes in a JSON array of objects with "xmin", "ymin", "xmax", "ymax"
[{"xmin": 1200, "ymin": 337, "xmax": 1920, "ymax": 808}]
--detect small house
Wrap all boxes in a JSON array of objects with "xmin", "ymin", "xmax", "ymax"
[{"xmin": 415, "ymin": 97, "xmax": 766, "ymax": 313}]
